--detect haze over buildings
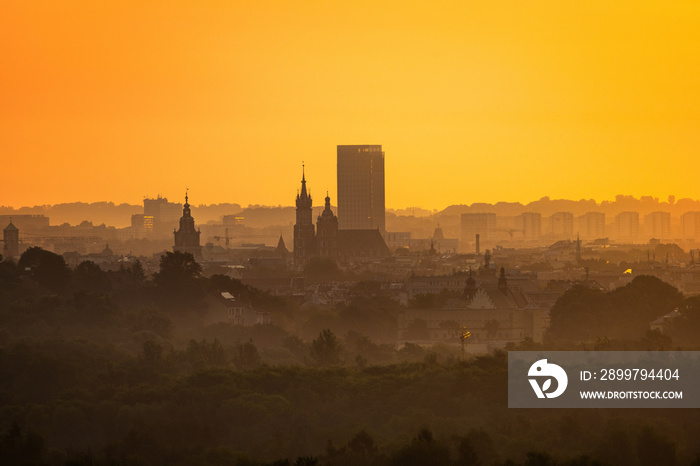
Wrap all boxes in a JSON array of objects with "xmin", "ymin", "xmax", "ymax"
[
  {"xmin": 578, "ymin": 212, "xmax": 606, "ymax": 239},
  {"xmin": 3, "ymin": 3, "xmax": 700, "ymax": 463}
]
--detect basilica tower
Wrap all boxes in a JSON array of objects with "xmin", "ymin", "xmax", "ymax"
[
  {"xmin": 316, "ymin": 192, "xmax": 338, "ymax": 258},
  {"xmin": 293, "ymin": 166, "xmax": 316, "ymax": 268}
]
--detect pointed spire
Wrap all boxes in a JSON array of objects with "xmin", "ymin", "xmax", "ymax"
[
  {"xmin": 299, "ymin": 163, "xmax": 308, "ymax": 199},
  {"xmin": 276, "ymin": 234, "xmax": 289, "ymax": 256},
  {"xmin": 181, "ymin": 190, "xmax": 192, "ymax": 218}
]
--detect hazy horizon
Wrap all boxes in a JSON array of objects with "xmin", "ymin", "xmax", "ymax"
[
  {"xmin": 0, "ymin": 193, "xmax": 691, "ymax": 213},
  {"xmin": 3, "ymin": 3, "xmax": 700, "ymax": 465}
]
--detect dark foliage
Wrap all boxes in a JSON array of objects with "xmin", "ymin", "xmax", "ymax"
[
  {"xmin": 18, "ymin": 246, "xmax": 71, "ymax": 293},
  {"xmin": 153, "ymin": 251, "xmax": 206, "ymax": 313},
  {"xmin": 547, "ymin": 276, "xmax": 683, "ymax": 342}
]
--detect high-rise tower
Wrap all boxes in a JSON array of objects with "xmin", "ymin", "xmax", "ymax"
[
  {"xmin": 337, "ymin": 145, "xmax": 385, "ymax": 232},
  {"xmin": 293, "ymin": 166, "xmax": 316, "ymax": 267}
]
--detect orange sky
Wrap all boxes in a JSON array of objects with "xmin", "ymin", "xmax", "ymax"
[{"xmin": 1, "ymin": 1, "xmax": 699, "ymax": 209}]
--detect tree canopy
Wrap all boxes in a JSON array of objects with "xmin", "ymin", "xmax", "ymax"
[{"xmin": 547, "ymin": 275, "xmax": 683, "ymax": 342}]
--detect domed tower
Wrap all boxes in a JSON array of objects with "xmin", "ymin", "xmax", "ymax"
[
  {"xmin": 316, "ymin": 192, "xmax": 338, "ymax": 258},
  {"xmin": 293, "ymin": 166, "xmax": 316, "ymax": 267},
  {"xmin": 173, "ymin": 191, "xmax": 202, "ymax": 259}
]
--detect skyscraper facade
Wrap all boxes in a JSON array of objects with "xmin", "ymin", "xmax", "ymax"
[
  {"xmin": 550, "ymin": 212, "xmax": 574, "ymax": 238},
  {"xmin": 681, "ymin": 212, "xmax": 700, "ymax": 239},
  {"xmin": 337, "ymin": 145, "xmax": 385, "ymax": 232},
  {"xmin": 643, "ymin": 211, "xmax": 671, "ymax": 239},
  {"xmin": 517, "ymin": 212, "xmax": 542, "ymax": 239},
  {"xmin": 578, "ymin": 212, "xmax": 605, "ymax": 239},
  {"xmin": 616, "ymin": 211, "xmax": 640, "ymax": 242}
]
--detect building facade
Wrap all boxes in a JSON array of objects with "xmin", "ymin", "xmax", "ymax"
[
  {"xmin": 578, "ymin": 212, "xmax": 605, "ymax": 239},
  {"xmin": 616, "ymin": 211, "xmax": 640, "ymax": 242},
  {"xmin": 461, "ymin": 213, "xmax": 497, "ymax": 251},
  {"xmin": 681, "ymin": 212, "xmax": 700, "ymax": 240},
  {"xmin": 517, "ymin": 212, "xmax": 542, "ymax": 239},
  {"xmin": 399, "ymin": 270, "xmax": 544, "ymax": 352},
  {"xmin": 550, "ymin": 212, "xmax": 574, "ymax": 238},
  {"xmin": 337, "ymin": 145, "xmax": 385, "ymax": 231},
  {"xmin": 0, "ymin": 215, "xmax": 48, "ymax": 233},
  {"xmin": 644, "ymin": 211, "xmax": 671, "ymax": 239},
  {"xmin": 133, "ymin": 196, "xmax": 182, "ymax": 239}
]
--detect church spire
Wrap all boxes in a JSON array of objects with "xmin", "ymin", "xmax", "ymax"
[
  {"xmin": 294, "ymin": 163, "xmax": 315, "ymax": 268},
  {"xmin": 300, "ymin": 163, "xmax": 308, "ymax": 199},
  {"xmin": 174, "ymin": 190, "xmax": 201, "ymax": 259},
  {"xmin": 296, "ymin": 163, "xmax": 312, "ymax": 209},
  {"xmin": 182, "ymin": 189, "xmax": 192, "ymax": 217}
]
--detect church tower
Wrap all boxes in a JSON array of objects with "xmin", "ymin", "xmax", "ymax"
[
  {"xmin": 316, "ymin": 192, "xmax": 338, "ymax": 258},
  {"xmin": 173, "ymin": 191, "xmax": 202, "ymax": 259},
  {"xmin": 294, "ymin": 166, "xmax": 315, "ymax": 268},
  {"xmin": 3, "ymin": 221, "xmax": 19, "ymax": 260}
]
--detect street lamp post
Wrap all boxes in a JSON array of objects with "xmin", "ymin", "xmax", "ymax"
[{"xmin": 461, "ymin": 327, "xmax": 471, "ymax": 360}]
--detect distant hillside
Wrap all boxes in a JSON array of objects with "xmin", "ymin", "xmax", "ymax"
[
  {"xmin": 0, "ymin": 202, "xmax": 141, "ymax": 228},
  {"xmin": 437, "ymin": 195, "xmax": 700, "ymax": 218}
]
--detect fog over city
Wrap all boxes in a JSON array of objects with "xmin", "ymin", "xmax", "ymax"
[
  {"xmin": 3, "ymin": 2, "xmax": 700, "ymax": 465},
  {"xmin": 3, "ymin": 147, "xmax": 700, "ymax": 465}
]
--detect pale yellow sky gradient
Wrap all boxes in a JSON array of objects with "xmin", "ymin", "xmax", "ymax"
[{"xmin": 1, "ymin": 1, "xmax": 699, "ymax": 209}]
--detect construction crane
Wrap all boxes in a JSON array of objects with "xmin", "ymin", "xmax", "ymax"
[
  {"xmin": 493, "ymin": 227, "xmax": 525, "ymax": 239},
  {"xmin": 19, "ymin": 233, "xmax": 104, "ymax": 243},
  {"xmin": 212, "ymin": 228, "xmax": 233, "ymax": 248}
]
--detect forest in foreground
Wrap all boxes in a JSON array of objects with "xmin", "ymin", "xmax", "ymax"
[
  {"xmin": 2, "ymin": 344, "xmax": 697, "ymax": 466},
  {"xmin": 1, "ymin": 248, "xmax": 700, "ymax": 465}
]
